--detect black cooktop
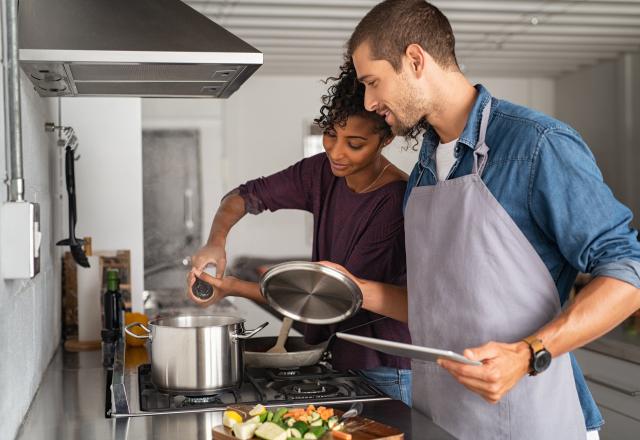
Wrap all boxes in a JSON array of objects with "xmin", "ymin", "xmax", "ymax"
[{"xmin": 137, "ymin": 363, "xmax": 387, "ymax": 412}]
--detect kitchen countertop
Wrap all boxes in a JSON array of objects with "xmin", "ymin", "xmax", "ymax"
[{"xmin": 16, "ymin": 348, "xmax": 456, "ymax": 440}]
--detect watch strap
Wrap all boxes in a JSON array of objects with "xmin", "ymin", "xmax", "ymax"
[{"xmin": 522, "ymin": 336, "xmax": 545, "ymax": 354}]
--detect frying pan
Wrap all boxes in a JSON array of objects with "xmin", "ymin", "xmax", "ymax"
[{"xmin": 244, "ymin": 336, "xmax": 328, "ymax": 369}]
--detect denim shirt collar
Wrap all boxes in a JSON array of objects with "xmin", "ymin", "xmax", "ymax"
[{"xmin": 418, "ymin": 84, "xmax": 493, "ymax": 169}]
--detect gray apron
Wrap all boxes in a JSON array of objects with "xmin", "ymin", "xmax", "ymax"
[{"xmin": 405, "ymin": 103, "xmax": 586, "ymax": 439}]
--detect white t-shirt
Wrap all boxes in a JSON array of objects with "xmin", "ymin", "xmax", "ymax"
[{"xmin": 436, "ymin": 138, "xmax": 459, "ymax": 181}]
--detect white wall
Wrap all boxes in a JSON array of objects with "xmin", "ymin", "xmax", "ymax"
[
  {"xmin": 61, "ymin": 98, "xmax": 145, "ymax": 311},
  {"xmin": 141, "ymin": 98, "xmax": 225, "ymax": 245},
  {"xmin": 0, "ymin": 74, "xmax": 59, "ymax": 439},
  {"xmin": 556, "ymin": 55, "xmax": 640, "ymax": 228}
]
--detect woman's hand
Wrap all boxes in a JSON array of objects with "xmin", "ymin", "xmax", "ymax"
[
  {"xmin": 191, "ymin": 243, "xmax": 227, "ymax": 277},
  {"xmin": 186, "ymin": 269, "xmax": 238, "ymax": 307},
  {"xmin": 318, "ymin": 260, "xmax": 409, "ymax": 323},
  {"xmin": 317, "ymin": 261, "xmax": 365, "ymax": 288},
  {"xmin": 187, "ymin": 243, "xmax": 227, "ymax": 306}
]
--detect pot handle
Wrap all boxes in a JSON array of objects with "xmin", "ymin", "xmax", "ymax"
[
  {"xmin": 124, "ymin": 322, "xmax": 151, "ymax": 340},
  {"xmin": 233, "ymin": 321, "xmax": 268, "ymax": 340}
]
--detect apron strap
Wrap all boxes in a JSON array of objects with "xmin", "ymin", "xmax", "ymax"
[{"xmin": 472, "ymin": 101, "xmax": 491, "ymax": 177}]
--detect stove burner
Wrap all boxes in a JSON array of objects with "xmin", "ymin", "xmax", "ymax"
[
  {"xmin": 137, "ymin": 364, "xmax": 243, "ymax": 412},
  {"xmin": 265, "ymin": 364, "xmax": 332, "ymax": 381},
  {"xmin": 280, "ymin": 381, "xmax": 340, "ymax": 399},
  {"xmin": 275, "ymin": 368, "xmax": 300, "ymax": 377}
]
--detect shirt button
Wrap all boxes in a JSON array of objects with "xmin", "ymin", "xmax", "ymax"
[{"xmin": 454, "ymin": 145, "xmax": 461, "ymax": 157}]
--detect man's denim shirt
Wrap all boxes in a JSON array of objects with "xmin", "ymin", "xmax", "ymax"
[{"xmin": 404, "ymin": 84, "xmax": 640, "ymax": 431}]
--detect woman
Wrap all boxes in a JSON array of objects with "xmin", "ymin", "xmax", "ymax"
[{"xmin": 188, "ymin": 62, "xmax": 412, "ymax": 405}]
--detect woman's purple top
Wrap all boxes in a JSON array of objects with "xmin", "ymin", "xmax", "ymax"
[{"xmin": 237, "ymin": 153, "xmax": 411, "ymax": 371}]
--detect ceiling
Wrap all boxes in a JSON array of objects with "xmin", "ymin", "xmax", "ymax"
[{"xmin": 185, "ymin": 0, "xmax": 640, "ymax": 78}]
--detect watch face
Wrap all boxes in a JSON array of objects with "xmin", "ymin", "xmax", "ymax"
[{"xmin": 533, "ymin": 350, "xmax": 552, "ymax": 373}]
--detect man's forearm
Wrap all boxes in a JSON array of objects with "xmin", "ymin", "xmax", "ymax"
[{"xmin": 533, "ymin": 276, "xmax": 640, "ymax": 357}]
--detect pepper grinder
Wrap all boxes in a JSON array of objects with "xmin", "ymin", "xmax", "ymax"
[{"xmin": 192, "ymin": 265, "xmax": 217, "ymax": 301}]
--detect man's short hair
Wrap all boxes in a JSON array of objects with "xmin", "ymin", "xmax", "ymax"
[{"xmin": 348, "ymin": 0, "xmax": 458, "ymax": 71}]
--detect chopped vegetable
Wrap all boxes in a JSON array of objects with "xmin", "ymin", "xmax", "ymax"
[
  {"xmin": 292, "ymin": 421, "xmax": 309, "ymax": 436},
  {"xmin": 250, "ymin": 404, "xmax": 268, "ymax": 416},
  {"xmin": 302, "ymin": 426, "xmax": 327, "ymax": 439},
  {"xmin": 254, "ymin": 421, "xmax": 288, "ymax": 440},
  {"xmin": 331, "ymin": 431, "xmax": 353, "ymax": 440},
  {"xmin": 223, "ymin": 410, "xmax": 243, "ymax": 429},
  {"xmin": 227, "ymin": 404, "xmax": 345, "ymax": 440},
  {"xmin": 273, "ymin": 407, "xmax": 288, "ymax": 423},
  {"xmin": 232, "ymin": 421, "xmax": 259, "ymax": 440}
]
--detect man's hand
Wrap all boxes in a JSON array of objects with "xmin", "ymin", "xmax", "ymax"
[{"xmin": 438, "ymin": 341, "xmax": 531, "ymax": 403}]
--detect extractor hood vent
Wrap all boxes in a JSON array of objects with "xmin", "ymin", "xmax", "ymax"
[{"xmin": 19, "ymin": 0, "xmax": 262, "ymax": 98}]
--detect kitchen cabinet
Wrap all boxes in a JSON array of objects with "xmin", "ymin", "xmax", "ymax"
[{"xmin": 574, "ymin": 348, "xmax": 640, "ymax": 439}]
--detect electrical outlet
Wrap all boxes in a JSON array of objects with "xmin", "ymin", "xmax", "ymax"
[{"xmin": 1, "ymin": 201, "xmax": 41, "ymax": 279}]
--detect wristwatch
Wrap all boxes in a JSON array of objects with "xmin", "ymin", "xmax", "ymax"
[{"xmin": 522, "ymin": 336, "xmax": 552, "ymax": 376}]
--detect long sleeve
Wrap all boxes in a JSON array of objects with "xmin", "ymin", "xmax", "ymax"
[
  {"xmin": 235, "ymin": 153, "xmax": 325, "ymax": 214},
  {"xmin": 529, "ymin": 128, "xmax": 640, "ymax": 288}
]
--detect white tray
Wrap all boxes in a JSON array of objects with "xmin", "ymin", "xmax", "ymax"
[{"xmin": 336, "ymin": 332, "xmax": 482, "ymax": 366}]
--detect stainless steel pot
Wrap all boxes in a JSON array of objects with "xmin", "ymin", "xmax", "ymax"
[{"xmin": 125, "ymin": 315, "xmax": 267, "ymax": 394}]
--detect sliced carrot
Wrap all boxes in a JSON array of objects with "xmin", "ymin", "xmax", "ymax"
[{"xmin": 332, "ymin": 431, "xmax": 352, "ymax": 440}]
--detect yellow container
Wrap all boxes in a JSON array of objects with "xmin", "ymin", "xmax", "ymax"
[{"xmin": 124, "ymin": 312, "xmax": 149, "ymax": 347}]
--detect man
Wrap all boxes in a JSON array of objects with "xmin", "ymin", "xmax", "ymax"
[{"xmin": 324, "ymin": 1, "xmax": 640, "ymax": 439}]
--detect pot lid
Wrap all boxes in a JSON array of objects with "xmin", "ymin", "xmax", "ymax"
[{"xmin": 259, "ymin": 261, "xmax": 363, "ymax": 325}]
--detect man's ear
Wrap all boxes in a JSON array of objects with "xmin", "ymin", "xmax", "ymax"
[{"xmin": 405, "ymin": 43, "xmax": 427, "ymax": 78}]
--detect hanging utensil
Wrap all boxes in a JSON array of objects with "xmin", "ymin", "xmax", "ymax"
[{"xmin": 56, "ymin": 145, "xmax": 89, "ymax": 267}]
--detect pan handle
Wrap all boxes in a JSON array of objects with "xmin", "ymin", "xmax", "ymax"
[
  {"xmin": 124, "ymin": 322, "xmax": 151, "ymax": 340},
  {"xmin": 233, "ymin": 321, "xmax": 268, "ymax": 340}
]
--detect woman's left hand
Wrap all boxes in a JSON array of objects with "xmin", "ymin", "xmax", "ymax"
[
  {"xmin": 317, "ymin": 261, "xmax": 364, "ymax": 287},
  {"xmin": 187, "ymin": 269, "xmax": 237, "ymax": 307}
]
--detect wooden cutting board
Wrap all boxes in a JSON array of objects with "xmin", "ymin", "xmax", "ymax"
[{"xmin": 212, "ymin": 405, "xmax": 404, "ymax": 440}]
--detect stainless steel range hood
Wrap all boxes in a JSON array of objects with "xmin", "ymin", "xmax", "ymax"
[{"xmin": 18, "ymin": 0, "xmax": 262, "ymax": 98}]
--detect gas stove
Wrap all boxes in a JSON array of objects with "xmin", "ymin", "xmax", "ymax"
[{"xmin": 109, "ymin": 341, "xmax": 390, "ymax": 418}]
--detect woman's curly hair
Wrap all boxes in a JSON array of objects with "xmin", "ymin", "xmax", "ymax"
[
  {"xmin": 314, "ymin": 60, "xmax": 424, "ymax": 149},
  {"xmin": 314, "ymin": 60, "xmax": 391, "ymax": 142}
]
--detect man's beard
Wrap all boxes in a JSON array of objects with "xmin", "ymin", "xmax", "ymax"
[{"xmin": 391, "ymin": 75, "xmax": 431, "ymax": 136}]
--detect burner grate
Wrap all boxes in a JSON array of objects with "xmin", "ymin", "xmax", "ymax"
[
  {"xmin": 137, "ymin": 364, "xmax": 245, "ymax": 412},
  {"xmin": 136, "ymin": 363, "xmax": 389, "ymax": 412}
]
